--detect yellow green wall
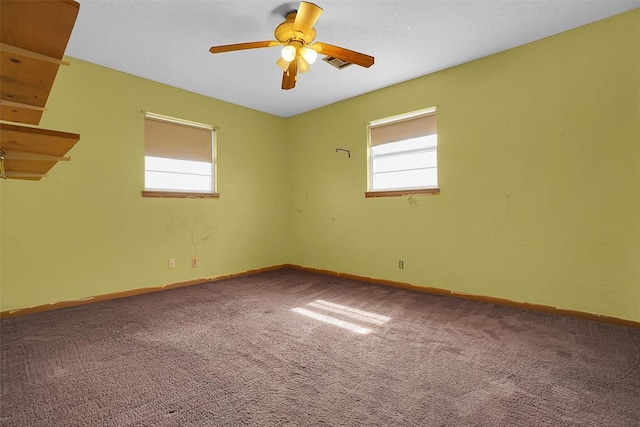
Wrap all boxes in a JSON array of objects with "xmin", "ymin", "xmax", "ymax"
[
  {"xmin": 0, "ymin": 59, "xmax": 289, "ymax": 311},
  {"xmin": 287, "ymin": 9, "xmax": 639, "ymax": 322},
  {"xmin": 1, "ymin": 10, "xmax": 638, "ymax": 322}
]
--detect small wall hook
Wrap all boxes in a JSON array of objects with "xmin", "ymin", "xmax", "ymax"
[{"xmin": 336, "ymin": 148, "xmax": 351, "ymax": 158}]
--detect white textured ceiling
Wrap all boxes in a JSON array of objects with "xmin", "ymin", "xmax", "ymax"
[{"xmin": 66, "ymin": 1, "xmax": 640, "ymax": 117}]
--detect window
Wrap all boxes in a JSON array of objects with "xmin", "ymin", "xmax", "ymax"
[
  {"xmin": 367, "ymin": 108, "xmax": 438, "ymax": 197},
  {"xmin": 143, "ymin": 112, "xmax": 217, "ymax": 198}
]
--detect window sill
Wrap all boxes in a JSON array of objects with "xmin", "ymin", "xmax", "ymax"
[
  {"xmin": 142, "ymin": 191, "xmax": 220, "ymax": 199},
  {"xmin": 365, "ymin": 188, "xmax": 440, "ymax": 198}
]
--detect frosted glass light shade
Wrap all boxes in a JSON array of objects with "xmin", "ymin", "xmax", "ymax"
[
  {"xmin": 297, "ymin": 57, "xmax": 310, "ymax": 73},
  {"xmin": 281, "ymin": 45, "xmax": 296, "ymax": 62},
  {"xmin": 300, "ymin": 46, "xmax": 318, "ymax": 64},
  {"xmin": 276, "ymin": 57, "xmax": 290, "ymax": 71}
]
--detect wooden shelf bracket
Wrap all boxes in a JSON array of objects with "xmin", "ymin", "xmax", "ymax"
[
  {"xmin": 2, "ymin": 150, "xmax": 70, "ymax": 162},
  {"xmin": 0, "ymin": 42, "xmax": 70, "ymax": 66},
  {"xmin": 0, "ymin": 100, "xmax": 47, "ymax": 112}
]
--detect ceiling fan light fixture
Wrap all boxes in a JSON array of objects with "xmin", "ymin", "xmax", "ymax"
[
  {"xmin": 281, "ymin": 45, "xmax": 297, "ymax": 62},
  {"xmin": 297, "ymin": 56, "xmax": 310, "ymax": 73},
  {"xmin": 276, "ymin": 56, "xmax": 291, "ymax": 71},
  {"xmin": 208, "ymin": 2, "xmax": 374, "ymax": 90},
  {"xmin": 300, "ymin": 46, "xmax": 318, "ymax": 64}
]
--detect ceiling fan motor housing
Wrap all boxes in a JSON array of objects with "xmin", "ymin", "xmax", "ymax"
[{"xmin": 274, "ymin": 12, "xmax": 316, "ymax": 44}]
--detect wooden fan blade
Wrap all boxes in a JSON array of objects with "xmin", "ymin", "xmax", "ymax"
[
  {"xmin": 209, "ymin": 41, "xmax": 280, "ymax": 54},
  {"xmin": 312, "ymin": 42, "xmax": 375, "ymax": 68},
  {"xmin": 293, "ymin": 2, "xmax": 323, "ymax": 35},
  {"xmin": 282, "ymin": 60, "xmax": 298, "ymax": 90}
]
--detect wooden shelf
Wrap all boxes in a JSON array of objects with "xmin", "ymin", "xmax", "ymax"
[
  {"xmin": 0, "ymin": 0, "xmax": 80, "ymax": 125},
  {"xmin": 0, "ymin": 0, "xmax": 80, "ymax": 181},
  {"xmin": 0, "ymin": 123, "xmax": 79, "ymax": 180}
]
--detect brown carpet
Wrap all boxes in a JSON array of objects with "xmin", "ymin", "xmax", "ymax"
[{"xmin": 1, "ymin": 268, "xmax": 639, "ymax": 426}]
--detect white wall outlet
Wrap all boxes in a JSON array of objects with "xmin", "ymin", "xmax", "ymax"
[
  {"xmin": 191, "ymin": 256, "xmax": 198, "ymax": 268},
  {"xmin": 168, "ymin": 258, "xmax": 176, "ymax": 269}
]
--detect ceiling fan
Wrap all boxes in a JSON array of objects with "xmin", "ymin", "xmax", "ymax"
[{"xmin": 209, "ymin": 1, "xmax": 375, "ymax": 90}]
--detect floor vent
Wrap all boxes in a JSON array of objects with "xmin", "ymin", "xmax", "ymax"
[{"xmin": 323, "ymin": 56, "xmax": 353, "ymax": 69}]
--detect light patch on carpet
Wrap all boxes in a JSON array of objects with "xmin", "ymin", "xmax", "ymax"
[
  {"xmin": 313, "ymin": 300, "xmax": 391, "ymax": 322},
  {"xmin": 291, "ymin": 308, "xmax": 372, "ymax": 334},
  {"xmin": 307, "ymin": 301, "xmax": 391, "ymax": 325}
]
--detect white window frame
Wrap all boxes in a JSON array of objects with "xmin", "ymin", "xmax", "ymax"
[
  {"xmin": 367, "ymin": 107, "xmax": 439, "ymax": 197},
  {"xmin": 142, "ymin": 112, "xmax": 218, "ymax": 198}
]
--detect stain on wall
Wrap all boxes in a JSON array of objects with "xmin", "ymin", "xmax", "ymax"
[{"xmin": 167, "ymin": 215, "xmax": 213, "ymax": 254}]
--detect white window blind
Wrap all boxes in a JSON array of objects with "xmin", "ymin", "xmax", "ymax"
[
  {"xmin": 369, "ymin": 109, "xmax": 438, "ymax": 192},
  {"xmin": 144, "ymin": 113, "xmax": 214, "ymax": 193}
]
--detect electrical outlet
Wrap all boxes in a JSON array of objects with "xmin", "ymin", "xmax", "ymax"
[
  {"xmin": 399, "ymin": 260, "xmax": 404, "ymax": 269},
  {"xmin": 191, "ymin": 256, "xmax": 198, "ymax": 268},
  {"xmin": 168, "ymin": 258, "xmax": 176, "ymax": 269}
]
